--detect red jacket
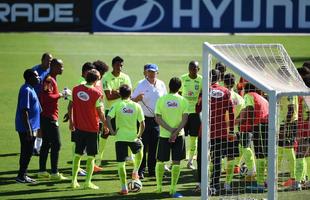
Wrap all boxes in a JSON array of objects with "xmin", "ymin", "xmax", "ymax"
[{"xmin": 40, "ymin": 75, "xmax": 60, "ymax": 120}]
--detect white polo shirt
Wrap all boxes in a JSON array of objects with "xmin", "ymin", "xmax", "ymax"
[{"xmin": 132, "ymin": 78, "xmax": 167, "ymax": 117}]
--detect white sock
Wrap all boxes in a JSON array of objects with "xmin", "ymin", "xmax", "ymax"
[{"xmin": 35, "ymin": 138, "xmax": 42, "ymax": 151}]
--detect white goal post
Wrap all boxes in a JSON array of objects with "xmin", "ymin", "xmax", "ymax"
[{"xmin": 201, "ymin": 42, "xmax": 310, "ymax": 200}]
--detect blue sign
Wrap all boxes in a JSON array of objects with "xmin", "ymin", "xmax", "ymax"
[{"xmin": 92, "ymin": 0, "xmax": 310, "ymax": 33}]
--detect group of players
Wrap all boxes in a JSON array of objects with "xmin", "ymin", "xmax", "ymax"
[{"xmin": 15, "ymin": 52, "xmax": 310, "ymax": 197}]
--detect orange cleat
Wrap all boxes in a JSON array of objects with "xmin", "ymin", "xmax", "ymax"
[{"xmin": 93, "ymin": 164, "xmax": 103, "ymax": 172}]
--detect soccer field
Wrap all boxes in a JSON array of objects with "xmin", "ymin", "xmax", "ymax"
[{"xmin": 1, "ymin": 33, "xmax": 310, "ymax": 200}]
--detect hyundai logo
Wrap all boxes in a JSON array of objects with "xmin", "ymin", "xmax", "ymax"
[{"xmin": 95, "ymin": 0, "xmax": 164, "ymax": 31}]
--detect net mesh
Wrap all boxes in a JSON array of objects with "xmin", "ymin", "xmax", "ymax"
[{"xmin": 201, "ymin": 43, "xmax": 310, "ymax": 200}]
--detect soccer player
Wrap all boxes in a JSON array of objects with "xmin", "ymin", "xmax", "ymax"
[
  {"xmin": 132, "ymin": 63, "xmax": 167, "ymax": 179},
  {"xmin": 32, "ymin": 52, "xmax": 53, "ymax": 156},
  {"xmin": 240, "ymin": 83, "xmax": 269, "ymax": 192},
  {"xmin": 107, "ymin": 84, "xmax": 145, "ymax": 195},
  {"xmin": 92, "ymin": 60, "xmax": 110, "ymax": 167},
  {"xmin": 100, "ymin": 56, "xmax": 132, "ymax": 160},
  {"xmin": 278, "ymin": 95, "xmax": 298, "ymax": 188},
  {"xmin": 15, "ymin": 69, "xmax": 40, "ymax": 183},
  {"xmin": 155, "ymin": 77, "xmax": 189, "ymax": 198},
  {"xmin": 180, "ymin": 61, "xmax": 202, "ymax": 170},
  {"xmin": 208, "ymin": 69, "xmax": 236, "ymax": 195},
  {"xmin": 37, "ymin": 59, "xmax": 68, "ymax": 180},
  {"xmin": 69, "ymin": 69, "xmax": 108, "ymax": 189},
  {"xmin": 294, "ymin": 74, "xmax": 310, "ymax": 190},
  {"xmin": 223, "ymin": 73, "xmax": 250, "ymax": 190}
]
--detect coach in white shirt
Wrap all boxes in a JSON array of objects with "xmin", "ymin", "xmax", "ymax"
[{"xmin": 132, "ymin": 63, "xmax": 167, "ymax": 179}]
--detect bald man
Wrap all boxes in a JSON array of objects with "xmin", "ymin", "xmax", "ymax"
[{"xmin": 37, "ymin": 59, "xmax": 68, "ymax": 181}]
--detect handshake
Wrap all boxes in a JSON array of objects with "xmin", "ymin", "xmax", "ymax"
[{"xmin": 61, "ymin": 88, "xmax": 72, "ymax": 100}]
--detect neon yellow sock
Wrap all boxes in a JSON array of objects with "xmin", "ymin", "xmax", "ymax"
[
  {"xmin": 117, "ymin": 162, "xmax": 127, "ymax": 188},
  {"xmin": 242, "ymin": 147, "xmax": 255, "ymax": 172},
  {"xmin": 72, "ymin": 154, "xmax": 82, "ymax": 183},
  {"xmin": 170, "ymin": 165, "xmax": 181, "ymax": 195},
  {"xmin": 234, "ymin": 144, "xmax": 243, "ymax": 167},
  {"xmin": 133, "ymin": 148, "xmax": 143, "ymax": 173},
  {"xmin": 296, "ymin": 158, "xmax": 305, "ymax": 182},
  {"xmin": 306, "ymin": 157, "xmax": 310, "ymax": 178},
  {"xmin": 155, "ymin": 162, "xmax": 165, "ymax": 192},
  {"xmin": 256, "ymin": 159, "xmax": 266, "ymax": 185},
  {"xmin": 226, "ymin": 159, "xmax": 235, "ymax": 184},
  {"xmin": 85, "ymin": 156, "xmax": 95, "ymax": 184},
  {"xmin": 72, "ymin": 143, "xmax": 76, "ymax": 159},
  {"xmin": 283, "ymin": 147, "xmax": 296, "ymax": 179},
  {"xmin": 188, "ymin": 136, "xmax": 197, "ymax": 161},
  {"xmin": 97, "ymin": 138, "xmax": 107, "ymax": 164}
]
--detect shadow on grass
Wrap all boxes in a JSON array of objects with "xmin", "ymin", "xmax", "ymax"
[{"xmin": 0, "ymin": 153, "xmax": 19, "ymax": 157}]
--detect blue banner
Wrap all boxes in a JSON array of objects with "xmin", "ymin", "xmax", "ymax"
[{"xmin": 92, "ymin": 0, "xmax": 310, "ymax": 33}]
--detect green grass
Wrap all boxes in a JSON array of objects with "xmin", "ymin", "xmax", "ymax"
[{"xmin": 0, "ymin": 33, "xmax": 310, "ymax": 199}]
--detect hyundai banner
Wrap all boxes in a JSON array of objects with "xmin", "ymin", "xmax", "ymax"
[
  {"xmin": 0, "ymin": 0, "xmax": 92, "ymax": 32},
  {"xmin": 92, "ymin": 0, "xmax": 310, "ymax": 33}
]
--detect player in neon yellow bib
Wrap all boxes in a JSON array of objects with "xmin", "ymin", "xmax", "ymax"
[
  {"xmin": 180, "ymin": 61, "xmax": 202, "ymax": 170},
  {"xmin": 155, "ymin": 77, "xmax": 189, "ymax": 198},
  {"xmin": 107, "ymin": 84, "xmax": 145, "ymax": 195},
  {"xmin": 278, "ymin": 96, "xmax": 299, "ymax": 188}
]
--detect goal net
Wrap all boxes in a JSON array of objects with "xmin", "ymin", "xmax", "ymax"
[{"xmin": 200, "ymin": 43, "xmax": 310, "ymax": 200}]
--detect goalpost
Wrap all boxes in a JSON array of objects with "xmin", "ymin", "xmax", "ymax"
[{"xmin": 201, "ymin": 43, "xmax": 310, "ymax": 200}]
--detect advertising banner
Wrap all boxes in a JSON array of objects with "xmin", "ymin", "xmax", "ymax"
[
  {"xmin": 92, "ymin": 0, "xmax": 310, "ymax": 33},
  {"xmin": 0, "ymin": 0, "xmax": 92, "ymax": 32}
]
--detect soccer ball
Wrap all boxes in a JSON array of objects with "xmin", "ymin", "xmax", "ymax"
[
  {"xmin": 127, "ymin": 179, "xmax": 142, "ymax": 192},
  {"xmin": 240, "ymin": 163, "xmax": 248, "ymax": 176}
]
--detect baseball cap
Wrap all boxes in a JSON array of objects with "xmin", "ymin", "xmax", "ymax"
[{"xmin": 145, "ymin": 64, "xmax": 158, "ymax": 72}]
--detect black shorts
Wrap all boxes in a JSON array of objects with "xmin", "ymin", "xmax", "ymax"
[
  {"xmin": 278, "ymin": 122, "xmax": 297, "ymax": 147},
  {"xmin": 253, "ymin": 123, "xmax": 268, "ymax": 159},
  {"xmin": 157, "ymin": 135, "xmax": 186, "ymax": 162},
  {"xmin": 184, "ymin": 113, "xmax": 201, "ymax": 136},
  {"xmin": 239, "ymin": 132, "xmax": 253, "ymax": 148},
  {"xmin": 102, "ymin": 110, "xmax": 115, "ymax": 139},
  {"xmin": 71, "ymin": 131, "xmax": 77, "ymax": 142},
  {"xmin": 75, "ymin": 129, "xmax": 98, "ymax": 156},
  {"xmin": 115, "ymin": 140, "xmax": 143, "ymax": 162},
  {"xmin": 210, "ymin": 137, "xmax": 239, "ymax": 159},
  {"xmin": 40, "ymin": 116, "xmax": 61, "ymax": 148}
]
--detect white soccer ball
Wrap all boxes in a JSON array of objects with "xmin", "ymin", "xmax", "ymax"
[
  {"xmin": 240, "ymin": 163, "xmax": 248, "ymax": 176},
  {"xmin": 127, "ymin": 179, "xmax": 142, "ymax": 192}
]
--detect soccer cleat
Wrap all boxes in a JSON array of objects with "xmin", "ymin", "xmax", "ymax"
[
  {"xmin": 138, "ymin": 172, "xmax": 144, "ymax": 180},
  {"xmin": 16, "ymin": 176, "xmax": 36, "ymax": 184},
  {"xmin": 37, "ymin": 171, "xmax": 51, "ymax": 179},
  {"xmin": 193, "ymin": 185, "xmax": 201, "ymax": 193},
  {"xmin": 224, "ymin": 183, "xmax": 232, "ymax": 191},
  {"xmin": 171, "ymin": 192, "xmax": 183, "ymax": 198},
  {"xmin": 71, "ymin": 181, "xmax": 80, "ymax": 189},
  {"xmin": 50, "ymin": 172, "xmax": 68, "ymax": 181},
  {"xmin": 93, "ymin": 164, "xmax": 103, "ymax": 172},
  {"xmin": 78, "ymin": 169, "xmax": 87, "ymax": 176},
  {"xmin": 119, "ymin": 189, "xmax": 128, "ymax": 195},
  {"xmin": 84, "ymin": 182, "xmax": 99, "ymax": 190},
  {"xmin": 187, "ymin": 162, "xmax": 195, "ymax": 170},
  {"xmin": 291, "ymin": 181, "xmax": 302, "ymax": 191},
  {"xmin": 131, "ymin": 172, "xmax": 139, "ymax": 180},
  {"xmin": 283, "ymin": 178, "xmax": 295, "ymax": 187},
  {"xmin": 208, "ymin": 187, "xmax": 217, "ymax": 196}
]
